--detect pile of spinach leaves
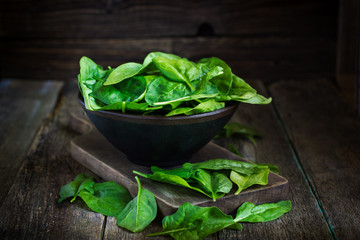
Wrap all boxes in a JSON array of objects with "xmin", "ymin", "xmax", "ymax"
[
  {"xmin": 58, "ymin": 174, "xmax": 157, "ymax": 233},
  {"xmin": 78, "ymin": 52, "xmax": 271, "ymax": 116},
  {"xmin": 134, "ymin": 158, "xmax": 271, "ymax": 200},
  {"xmin": 149, "ymin": 200, "xmax": 291, "ymax": 240},
  {"xmin": 58, "ymin": 173, "xmax": 291, "ymax": 240}
]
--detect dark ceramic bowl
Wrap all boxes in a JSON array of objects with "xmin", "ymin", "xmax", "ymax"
[{"xmin": 79, "ymin": 96, "xmax": 239, "ymax": 167}]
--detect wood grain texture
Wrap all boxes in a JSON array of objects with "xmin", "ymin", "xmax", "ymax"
[
  {"xmin": 214, "ymin": 80, "xmax": 333, "ymax": 239},
  {"xmin": 0, "ymin": 36, "xmax": 336, "ymax": 82},
  {"xmin": 0, "ymin": 79, "xmax": 63, "ymax": 205},
  {"xmin": 1, "ymin": 0, "xmax": 337, "ymax": 39},
  {"xmin": 269, "ymin": 79, "xmax": 360, "ymax": 239},
  {"xmin": 0, "ymin": 81, "xmax": 105, "ymax": 240}
]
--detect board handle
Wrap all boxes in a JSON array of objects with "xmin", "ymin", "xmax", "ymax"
[{"xmin": 70, "ymin": 111, "xmax": 93, "ymax": 135}]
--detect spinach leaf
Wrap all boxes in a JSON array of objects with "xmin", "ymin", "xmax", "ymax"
[
  {"xmin": 78, "ymin": 57, "xmax": 110, "ymax": 110},
  {"xmin": 91, "ymin": 76, "xmax": 148, "ymax": 105},
  {"xmin": 191, "ymin": 169, "xmax": 233, "ymax": 201},
  {"xmin": 133, "ymin": 170, "xmax": 213, "ymax": 199},
  {"xmin": 143, "ymin": 52, "xmax": 181, "ymax": 66},
  {"xmin": 227, "ymin": 74, "xmax": 257, "ymax": 100},
  {"xmin": 183, "ymin": 159, "xmax": 269, "ymax": 176},
  {"xmin": 58, "ymin": 174, "xmax": 132, "ymax": 217},
  {"xmin": 148, "ymin": 202, "xmax": 241, "ymax": 240},
  {"xmin": 78, "ymin": 181, "xmax": 132, "ymax": 217},
  {"xmin": 184, "ymin": 159, "xmax": 270, "ymax": 194},
  {"xmin": 104, "ymin": 62, "xmax": 143, "ymax": 85},
  {"xmin": 117, "ymin": 176, "xmax": 157, "ymax": 232},
  {"xmin": 58, "ymin": 173, "xmax": 94, "ymax": 203},
  {"xmin": 198, "ymin": 57, "xmax": 233, "ymax": 96},
  {"xmin": 145, "ymin": 76, "xmax": 191, "ymax": 106},
  {"xmin": 234, "ymin": 201, "xmax": 291, "ymax": 222},
  {"xmin": 165, "ymin": 99, "xmax": 224, "ymax": 116},
  {"xmin": 153, "ymin": 57, "xmax": 205, "ymax": 90},
  {"xmin": 150, "ymin": 166, "xmax": 195, "ymax": 179}
]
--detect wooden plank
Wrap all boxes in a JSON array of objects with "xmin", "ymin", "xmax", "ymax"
[
  {"xmin": 213, "ymin": 80, "xmax": 333, "ymax": 239},
  {"xmin": 0, "ymin": 0, "xmax": 337, "ymax": 38},
  {"xmin": 268, "ymin": 79, "xmax": 360, "ymax": 239},
  {"xmin": 0, "ymin": 36, "xmax": 336, "ymax": 82},
  {"xmin": 0, "ymin": 79, "xmax": 63, "ymax": 205},
  {"xmin": 336, "ymin": 0, "xmax": 359, "ymax": 108},
  {"xmin": 0, "ymin": 81, "xmax": 105, "ymax": 239}
]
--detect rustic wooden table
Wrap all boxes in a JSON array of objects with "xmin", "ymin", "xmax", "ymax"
[{"xmin": 0, "ymin": 78, "xmax": 359, "ymax": 239}]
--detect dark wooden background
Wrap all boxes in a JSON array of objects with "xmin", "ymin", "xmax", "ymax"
[{"xmin": 0, "ymin": 0, "xmax": 338, "ymax": 84}]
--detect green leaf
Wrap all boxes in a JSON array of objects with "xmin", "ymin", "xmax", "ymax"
[
  {"xmin": 78, "ymin": 181, "xmax": 132, "ymax": 217},
  {"xmin": 145, "ymin": 76, "xmax": 191, "ymax": 106},
  {"xmin": 227, "ymin": 74, "xmax": 257, "ymax": 100},
  {"xmin": 104, "ymin": 62, "xmax": 143, "ymax": 85},
  {"xmin": 150, "ymin": 166, "xmax": 195, "ymax": 179},
  {"xmin": 153, "ymin": 57, "xmax": 202, "ymax": 90},
  {"xmin": 183, "ymin": 159, "xmax": 269, "ymax": 176},
  {"xmin": 78, "ymin": 57, "xmax": 110, "ymax": 110},
  {"xmin": 117, "ymin": 176, "xmax": 157, "ymax": 232},
  {"xmin": 234, "ymin": 201, "xmax": 291, "ymax": 222},
  {"xmin": 58, "ymin": 174, "xmax": 132, "ymax": 217},
  {"xmin": 184, "ymin": 159, "xmax": 270, "ymax": 194},
  {"xmin": 198, "ymin": 57, "xmax": 233, "ymax": 96},
  {"xmin": 148, "ymin": 203, "xmax": 241, "ymax": 240},
  {"xmin": 191, "ymin": 169, "xmax": 233, "ymax": 201},
  {"xmin": 143, "ymin": 52, "xmax": 181, "ymax": 66},
  {"xmin": 133, "ymin": 170, "xmax": 213, "ymax": 199},
  {"xmin": 91, "ymin": 76, "xmax": 149, "ymax": 105},
  {"xmin": 58, "ymin": 174, "xmax": 94, "ymax": 203},
  {"xmin": 165, "ymin": 99, "xmax": 224, "ymax": 116}
]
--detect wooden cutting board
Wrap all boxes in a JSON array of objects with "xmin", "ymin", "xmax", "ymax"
[{"xmin": 69, "ymin": 111, "xmax": 289, "ymax": 216}]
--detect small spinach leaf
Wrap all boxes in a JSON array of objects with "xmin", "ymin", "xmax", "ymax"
[
  {"xmin": 58, "ymin": 174, "xmax": 94, "ymax": 203},
  {"xmin": 147, "ymin": 202, "xmax": 241, "ymax": 240},
  {"xmin": 104, "ymin": 62, "xmax": 143, "ymax": 85},
  {"xmin": 165, "ymin": 99, "xmax": 224, "ymax": 116},
  {"xmin": 116, "ymin": 176, "xmax": 157, "ymax": 232},
  {"xmin": 234, "ymin": 201, "xmax": 292, "ymax": 222},
  {"xmin": 58, "ymin": 174, "xmax": 132, "ymax": 217},
  {"xmin": 78, "ymin": 181, "xmax": 132, "ymax": 217}
]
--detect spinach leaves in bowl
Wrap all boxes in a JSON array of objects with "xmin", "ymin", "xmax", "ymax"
[{"xmin": 78, "ymin": 52, "xmax": 271, "ymax": 116}]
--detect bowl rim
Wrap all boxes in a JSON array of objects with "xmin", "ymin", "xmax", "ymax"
[{"xmin": 78, "ymin": 94, "xmax": 239, "ymax": 125}]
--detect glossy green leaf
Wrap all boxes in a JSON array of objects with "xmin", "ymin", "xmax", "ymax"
[
  {"xmin": 78, "ymin": 181, "xmax": 132, "ymax": 217},
  {"xmin": 150, "ymin": 166, "xmax": 195, "ymax": 179},
  {"xmin": 58, "ymin": 174, "xmax": 132, "ymax": 217},
  {"xmin": 104, "ymin": 62, "xmax": 143, "ymax": 85},
  {"xmin": 148, "ymin": 203, "xmax": 242, "ymax": 240},
  {"xmin": 58, "ymin": 174, "xmax": 94, "ymax": 203},
  {"xmin": 191, "ymin": 169, "xmax": 233, "ymax": 201},
  {"xmin": 117, "ymin": 176, "xmax": 157, "ymax": 232},
  {"xmin": 198, "ymin": 57, "xmax": 233, "ymax": 96},
  {"xmin": 234, "ymin": 201, "xmax": 292, "ymax": 222},
  {"xmin": 183, "ymin": 159, "xmax": 269, "ymax": 176},
  {"xmin": 165, "ymin": 99, "xmax": 224, "ymax": 116},
  {"xmin": 153, "ymin": 57, "xmax": 202, "ymax": 90},
  {"xmin": 133, "ymin": 170, "xmax": 212, "ymax": 199},
  {"xmin": 78, "ymin": 53, "xmax": 272, "ymax": 115}
]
